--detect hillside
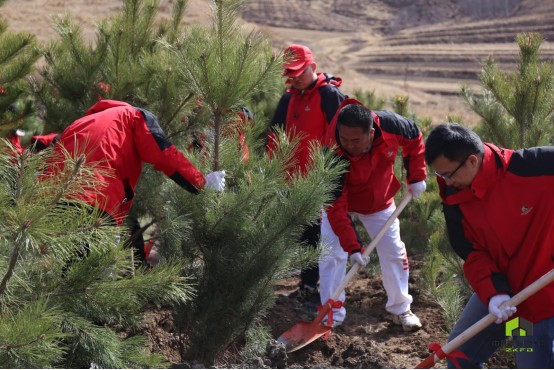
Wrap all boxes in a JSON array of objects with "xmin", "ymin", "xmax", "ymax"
[
  {"xmin": 3, "ymin": 0, "xmax": 553, "ymax": 124},
  {"xmin": 241, "ymin": 0, "xmax": 554, "ymax": 123}
]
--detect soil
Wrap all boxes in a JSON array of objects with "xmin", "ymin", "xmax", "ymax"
[{"xmin": 137, "ymin": 256, "xmax": 515, "ymax": 369}]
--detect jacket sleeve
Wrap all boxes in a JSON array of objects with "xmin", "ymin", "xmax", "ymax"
[
  {"xmin": 377, "ymin": 111, "xmax": 427, "ymax": 183},
  {"xmin": 326, "ymin": 172, "xmax": 364, "ymax": 255},
  {"xmin": 400, "ymin": 130, "xmax": 427, "ymax": 184},
  {"xmin": 134, "ymin": 108, "xmax": 205, "ymax": 193},
  {"xmin": 30, "ymin": 133, "xmax": 60, "ymax": 153}
]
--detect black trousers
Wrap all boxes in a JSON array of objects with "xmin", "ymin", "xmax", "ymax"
[
  {"xmin": 299, "ymin": 220, "xmax": 321, "ymax": 288},
  {"xmin": 126, "ymin": 216, "xmax": 147, "ymax": 263}
]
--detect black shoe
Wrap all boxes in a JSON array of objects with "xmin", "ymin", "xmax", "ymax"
[{"xmin": 293, "ymin": 284, "xmax": 321, "ymax": 310}]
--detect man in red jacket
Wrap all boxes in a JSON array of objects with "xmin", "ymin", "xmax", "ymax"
[
  {"xmin": 320, "ymin": 99, "xmax": 427, "ymax": 330},
  {"xmin": 268, "ymin": 44, "xmax": 347, "ymax": 308},
  {"xmin": 47, "ymin": 100, "xmax": 225, "ymax": 226},
  {"xmin": 425, "ymin": 123, "xmax": 554, "ymax": 368}
]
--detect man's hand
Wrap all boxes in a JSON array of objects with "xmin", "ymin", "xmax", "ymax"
[
  {"xmin": 205, "ymin": 170, "xmax": 226, "ymax": 192},
  {"xmin": 350, "ymin": 252, "xmax": 369, "ymax": 267},
  {"xmin": 408, "ymin": 180, "xmax": 426, "ymax": 198},
  {"xmin": 488, "ymin": 294, "xmax": 517, "ymax": 324}
]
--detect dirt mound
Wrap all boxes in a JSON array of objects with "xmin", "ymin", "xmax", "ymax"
[{"xmin": 138, "ymin": 256, "xmax": 515, "ymax": 368}]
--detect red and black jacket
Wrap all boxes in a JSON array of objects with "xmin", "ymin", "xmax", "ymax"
[
  {"xmin": 48, "ymin": 100, "xmax": 205, "ymax": 224},
  {"xmin": 439, "ymin": 144, "xmax": 554, "ymax": 322},
  {"xmin": 268, "ymin": 72, "xmax": 347, "ymax": 174},
  {"xmin": 30, "ymin": 133, "xmax": 60, "ymax": 153},
  {"xmin": 324, "ymin": 99, "xmax": 427, "ymax": 255}
]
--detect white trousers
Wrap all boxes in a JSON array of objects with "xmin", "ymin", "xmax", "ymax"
[{"xmin": 319, "ymin": 202, "xmax": 413, "ymax": 322}]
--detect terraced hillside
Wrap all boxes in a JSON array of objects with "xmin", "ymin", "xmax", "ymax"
[
  {"xmin": 357, "ymin": 0, "xmax": 554, "ymax": 92},
  {"xmin": 243, "ymin": 0, "xmax": 554, "ymax": 122},
  {"xmin": 3, "ymin": 0, "xmax": 553, "ymax": 122}
]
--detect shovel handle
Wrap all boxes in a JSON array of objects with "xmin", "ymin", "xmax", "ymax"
[
  {"xmin": 330, "ymin": 192, "xmax": 413, "ymax": 301},
  {"xmin": 415, "ymin": 268, "xmax": 554, "ymax": 368}
]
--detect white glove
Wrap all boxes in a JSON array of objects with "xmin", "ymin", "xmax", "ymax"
[
  {"xmin": 205, "ymin": 170, "xmax": 226, "ymax": 192},
  {"xmin": 488, "ymin": 294, "xmax": 516, "ymax": 324},
  {"xmin": 146, "ymin": 248, "xmax": 160, "ymax": 267},
  {"xmin": 408, "ymin": 180, "xmax": 426, "ymax": 198},
  {"xmin": 349, "ymin": 252, "xmax": 368, "ymax": 267}
]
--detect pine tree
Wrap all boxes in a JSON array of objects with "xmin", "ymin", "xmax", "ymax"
[
  {"xmin": 171, "ymin": 132, "xmax": 345, "ymax": 363},
  {"xmin": 32, "ymin": 0, "xmax": 195, "ymax": 135},
  {"xmin": 169, "ymin": 0, "xmax": 282, "ymax": 170},
  {"xmin": 162, "ymin": 0, "xmax": 346, "ymax": 363},
  {"xmin": 31, "ymin": 0, "xmax": 240, "ymax": 268},
  {"xmin": 23, "ymin": 0, "xmax": 343, "ymax": 363},
  {"xmin": 1, "ymin": 2, "xmax": 197, "ymax": 366},
  {"xmin": 461, "ymin": 32, "xmax": 554, "ymax": 148},
  {"xmin": 31, "ymin": 0, "xmax": 203, "ymax": 275},
  {"xmin": 0, "ymin": 11, "xmax": 41, "ymax": 143},
  {"xmin": 0, "ymin": 141, "xmax": 194, "ymax": 368}
]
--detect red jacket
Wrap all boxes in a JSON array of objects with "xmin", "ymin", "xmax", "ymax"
[
  {"xmin": 48, "ymin": 100, "xmax": 205, "ymax": 224},
  {"xmin": 30, "ymin": 133, "xmax": 60, "ymax": 153},
  {"xmin": 325, "ymin": 99, "xmax": 427, "ymax": 254},
  {"xmin": 268, "ymin": 73, "xmax": 347, "ymax": 174},
  {"xmin": 440, "ymin": 144, "xmax": 554, "ymax": 323},
  {"xmin": 8, "ymin": 132, "xmax": 24, "ymax": 154}
]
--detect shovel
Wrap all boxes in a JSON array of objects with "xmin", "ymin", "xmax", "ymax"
[
  {"xmin": 277, "ymin": 192, "xmax": 413, "ymax": 352},
  {"xmin": 415, "ymin": 268, "xmax": 554, "ymax": 368}
]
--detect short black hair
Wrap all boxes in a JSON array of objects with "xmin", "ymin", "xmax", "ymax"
[
  {"xmin": 425, "ymin": 123, "xmax": 484, "ymax": 164},
  {"xmin": 337, "ymin": 104, "xmax": 373, "ymax": 133}
]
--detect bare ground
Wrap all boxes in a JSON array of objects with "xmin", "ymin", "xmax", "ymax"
[{"xmin": 137, "ymin": 256, "xmax": 515, "ymax": 368}]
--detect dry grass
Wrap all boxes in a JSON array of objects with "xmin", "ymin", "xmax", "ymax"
[{"xmin": 3, "ymin": 0, "xmax": 554, "ymax": 125}]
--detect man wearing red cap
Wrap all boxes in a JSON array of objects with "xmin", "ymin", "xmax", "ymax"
[{"xmin": 268, "ymin": 44, "xmax": 347, "ymax": 309}]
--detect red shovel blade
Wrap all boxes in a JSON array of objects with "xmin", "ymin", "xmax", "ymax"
[{"xmin": 277, "ymin": 320, "xmax": 332, "ymax": 352}]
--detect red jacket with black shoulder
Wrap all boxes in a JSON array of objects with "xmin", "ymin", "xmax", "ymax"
[
  {"xmin": 48, "ymin": 100, "xmax": 205, "ymax": 224},
  {"xmin": 324, "ymin": 99, "xmax": 427, "ymax": 255},
  {"xmin": 439, "ymin": 143, "xmax": 554, "ymax": 322},
  {"xmin": 30, "ymin": 133, "xmax": 60, "ymax": 153},
  {"xmin": 268, "ymin": 72, "xmax": 347, "ymax": 175}
]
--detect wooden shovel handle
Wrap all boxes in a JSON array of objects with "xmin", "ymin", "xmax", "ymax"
[
  {"xmin": 330, "ymin": 192, "xmax": 413, "ymax": 301},
  {"xmin": 415, "ymin": 268, "xmax": 554, "ymax": 368}
]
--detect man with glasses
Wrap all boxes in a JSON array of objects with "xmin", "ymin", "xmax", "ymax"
[
  {"xmin": 320, "ymin": 99, "xmax": 427, "ymax": 330},
  {"xmin": 268, "ymin": 44, "xmax": 347, "ymax": 310},
  {"xmin": 425, "ymin": 123, "xmax": 554, "ymax": 368},
  {"xmin": 433, "ymin": 153, "xmax": 470, "ymax": 182}
]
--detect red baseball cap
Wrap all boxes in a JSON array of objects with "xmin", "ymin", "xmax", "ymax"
[{"xmin": 283, "ymin": 44, "xmax": 314, "ymax": 77}]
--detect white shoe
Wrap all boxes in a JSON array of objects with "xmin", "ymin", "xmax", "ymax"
[
  {"xmin": 392, "ymin": 310, "xmax": 422, "ymax": 332},
  {"xmin": 324, "ymin": 319, "xmax": 343, "ymax": 328}
]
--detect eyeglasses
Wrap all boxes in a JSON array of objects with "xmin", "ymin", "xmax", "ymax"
[{"xmin": 434, "ymin": 155, "xmax": 470, "ymax": 181}]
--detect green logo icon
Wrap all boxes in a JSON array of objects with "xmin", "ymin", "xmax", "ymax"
[{"xmin": 505, "ymin": 317, "xmax": 533, "ymax": 337}]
